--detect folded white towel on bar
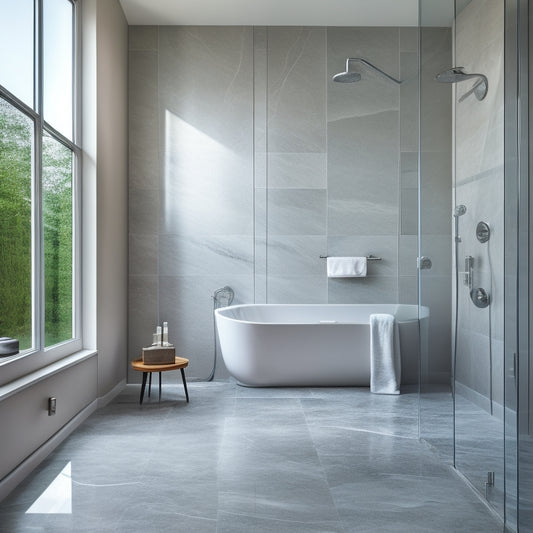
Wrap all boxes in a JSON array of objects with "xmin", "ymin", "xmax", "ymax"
[
  {"xmin": 327, "ymin": 256, "xmax": 367, "ymax": 278},
  {"xmin": 369, "ymin": 313, "xmax": 401, "ymax": 395}
]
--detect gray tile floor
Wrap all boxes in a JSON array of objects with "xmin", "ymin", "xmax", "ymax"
[{"xmin": 0, "ymin": 382, "xmax": 504, "ymax": 532}]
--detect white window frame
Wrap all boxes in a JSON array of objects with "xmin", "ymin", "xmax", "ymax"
[{"xmin": 0, "ymin": 0, "xmax": 81, "ymax": 385}]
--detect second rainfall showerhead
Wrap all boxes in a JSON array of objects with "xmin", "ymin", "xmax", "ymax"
[
  {"xmin": 333, "ymin": 58, "xmax": 402, "ymax": 85},
  {"xmin": 435, "ymin": 67, "xmax": 488, "ymax": 101}
]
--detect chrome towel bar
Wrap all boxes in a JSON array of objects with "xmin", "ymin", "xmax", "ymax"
[{"xmin": 319, "ymin": 254, "xmax": 382, "ymax": 261}]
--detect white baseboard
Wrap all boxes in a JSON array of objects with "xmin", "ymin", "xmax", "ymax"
[
  {"xmin": 0, "ymin": 399, "xmax": 98, "ymax": 502},
  {"xmin": 97, "ymin": 379, "xmax": 126, "ymax": 409}
]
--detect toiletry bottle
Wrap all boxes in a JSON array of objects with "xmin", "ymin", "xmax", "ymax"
[{"xmin": 163, "ymin": 322, "xmax": 168, "ymax": 346}]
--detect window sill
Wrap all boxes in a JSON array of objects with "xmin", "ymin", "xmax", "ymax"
[{"xmin": 0, "ymin": 349, "xmax": 97, "ymax": 400}]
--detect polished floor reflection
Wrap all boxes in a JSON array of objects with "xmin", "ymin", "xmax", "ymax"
[{"xmin": 0, "ymin": 383, "xmax": 503, "ymax": 532}]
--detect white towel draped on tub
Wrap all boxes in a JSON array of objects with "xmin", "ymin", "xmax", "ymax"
[
  {"xmin": 369, "ymin": 313, "xmax": 401, "ymax": 395},
  {"xmin": 327, "ymin": 257, "xmax": 367, "ymax": 278}
]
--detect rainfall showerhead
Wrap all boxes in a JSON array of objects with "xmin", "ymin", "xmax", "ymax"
[
  {"xmin": 435, "ymin": 67, "xmax": 488, "ymax": 101},
  {"xmin": 332, "ymin": 71, "xmax": 362, "ymax": 83},
  {"xmin": 333, "ymin": 58, "xmax": 402, "ymax": 85}
]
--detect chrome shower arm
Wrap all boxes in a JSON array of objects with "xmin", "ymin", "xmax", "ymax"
[{"xmin": 345, "ymin": 58, "xmax": 402, "ymax": 85}]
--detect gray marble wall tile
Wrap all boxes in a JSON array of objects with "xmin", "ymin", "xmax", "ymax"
[
  {"xmin": 420, "ymin": 235, "xmax": 452, "ymax": 277},
  {"xmin": 128, "ymin": 276, "xmax": 159, "ymax": 383},
  {"xmin": 129, "ymin": 188, "xmax": 160, "ymax": 235},
  {"xmin": 401, "ymin": 188, "xmax": 418, "ymax": 235},
  {"xmin": 401, "ymin": 152, "xmax": 418, "ymax": 189},
  {"xmin": 159, "ymin": 107, "xmax": 253, "ymax": 235},
  {"xmin": 129, "ymin": 51, "xmax": 159, "ymax": 191},
  {"xmin": 420, "ymin": 28, "xmax": 453, "ymax": 153},
  {"xmin": 400, "ymin": 27, "xmax": 418, "ymax": 53},
  {"xmin": 327, "ymin": 276, "xmax": 399, "ymax": 305},
  {"xmin": 266, "ymin": 275, "xmax": 327, "ymax": 304},
  {"xmin": 327, "ymin": 27, "xmax": 400, "ymax": 240},
  {"xmin": 129, "ymin": 234, "xmax": 158, "ymax": 277},
  {"xmin": 418, "ymin": 275, "xmax": 452, "ymax": 383},
  {"xmin": 455, "ymin": 0, "xmax": 504, "ymax": 183},
  {"xmin": 419, "ymin": 152, "xmax": 452, "ymax": 236},
  {"xmin": 267, "ymin": 189, "xmax": 326, "ymax": 235},
  {"xmin": 157, "ymin": 27, "xmax": 254, "ymax": 237},
  {"xmin": 399, "ymin": 275, "xmax": 418, "ymax": 305},
  {"xmin": 417, "ymin": 27, "xmax": 452, "ymax": 398},
  {"xmin": 159, "ymin": 235, "xmax": 253, "ymax": 277},
  {"xmin": 254, "ymin": 27, "xmax": 268, "ymax": 162},
  {"xmin": 159, "ymin": 275, "xmax": 254, "ymax": 378},
  {"xmin": 158, "ymin": 26, "xmax": 254, "ymax": 150},
  {"xmin": 327, "ymin": 27, "xmax": 400, "ymax": 123},
  {"xmin": 255, "ymin": 152, "xmax": 267, "ymax": 189},
  {"xmin": 327, "ymin": 235, "xmax": 398, "ymax": 278},
  {"xmin": 268, "ymin": 153, "xmax": 327, "ymax": 189},
  {"xmin": 254, "ymin": 189, "xmax": 267, "ymax": 300},
  {"xmin": 399, "ymin": 235, "xmax": 418, "ymax": 277},
  {"xmin": 452, "ymin": 0, "xmax": 504, "ymax": 410},
  {"xmin": 129, "ymin": 26, "xmax": 158, "ymax": 51},
  {"xmin": 400, "ymin": 50, "xmax": 419, "ymax": 152},
  {"xmin": 327, "ymin": 110, "xmax": 400, "ymax": 236},
  {"xmin": 456, "ymin": 328, "xmax": 491, "ymax": 398},
  {"xmin": 254, "ymin": 28, "xmax": 268, "ymax": 302},
  {"xmin": 265, "ymin": 236, "xmax": 326, "ymax": 276},
  {"xmin": 267, "ymin": 27, "xmax": 326, "ymax": 153}
]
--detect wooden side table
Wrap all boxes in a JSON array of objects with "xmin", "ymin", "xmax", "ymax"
[{"xmin": 131, "ymin": 356, "xmax": 190, "ymax": 405}]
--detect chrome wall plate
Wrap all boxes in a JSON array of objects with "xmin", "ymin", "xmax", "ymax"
[
  {"xmin": 476, "ymin": 221, "xmax": 490, "ymax": 243},
  {"xmin": 470, "ymin": 287, "xmax": 490, "ymax": 308}
]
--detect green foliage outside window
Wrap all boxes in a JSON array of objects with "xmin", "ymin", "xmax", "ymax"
[
  {"xmin": 43, "ymin": 133, "xmax": 73, "ymax": 347},
  {"xmin": 0, "ymin": 99, "xmax": 32, "ymax": 349},
  {"xmin": 0, "ymin": 100, "xmax": 73, "ymax": 350}
]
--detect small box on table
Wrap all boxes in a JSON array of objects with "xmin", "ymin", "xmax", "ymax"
[{"xmin": 142, "ymin": 346, "xmax": 175, "ymax": 365}]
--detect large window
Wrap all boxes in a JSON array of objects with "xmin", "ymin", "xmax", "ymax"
[{"xmin": 0, "ymin": 0, "xmax": 79, "ymax": 362}]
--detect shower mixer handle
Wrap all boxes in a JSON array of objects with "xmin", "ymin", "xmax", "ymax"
[
  {"xmin": 471, "ymin": 287, "xmax": 490, "ymax": 308},
  {"xmin": 464, "ymin": 256, "xmax": 474, "ymax": 289}
]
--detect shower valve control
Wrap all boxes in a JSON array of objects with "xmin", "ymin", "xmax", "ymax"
[
  {"xmin": 471, "ymin": 287, "xmax": 490, "ymax": 308},
  {"xmin": 417, "ymin": 256, "xmax": 432, "ymax": 270}
]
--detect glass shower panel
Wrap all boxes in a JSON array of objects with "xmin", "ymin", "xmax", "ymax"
[
  {"xmin": 262, "ymin": 27, "xmax": 328, "ymax": 304},
  {"xmin": 452, "ymin": 0, "xmax": 505, "ymax": 516},
  {"xmin": 419, "ymin": 0, "xmax": 508, "ymax": 522}
]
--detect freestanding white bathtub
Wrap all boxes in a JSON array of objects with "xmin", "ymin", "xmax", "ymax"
[{"xmin": 215, "ymin": 304, "xmax": 425, "ymax": 387}]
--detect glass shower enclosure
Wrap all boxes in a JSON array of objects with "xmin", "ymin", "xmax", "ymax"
[{"xmin": 419, "ymin": 0, "xmax": 521, "ymax": 529}]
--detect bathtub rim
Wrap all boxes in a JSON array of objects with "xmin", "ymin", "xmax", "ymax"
[{"xmin": 215, "ymin": 303, "xmax": 428, "ymax": 326}]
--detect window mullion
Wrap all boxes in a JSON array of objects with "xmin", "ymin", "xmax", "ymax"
[
  {"xmin": 36, "ymin": 0, "xmax": 44, "ymax": 352},
  {"xmin": 34, "ymin": 117, "xmax": 43, "ymax": 353}
]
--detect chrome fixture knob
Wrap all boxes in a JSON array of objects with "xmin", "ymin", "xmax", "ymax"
[
  {"xmin": 476, "ymin": 221, "xmax": 490, "ymax": 243},
  {"xmin": 470, "ymin": 287, "xmax": 490, "ymax": 308}
]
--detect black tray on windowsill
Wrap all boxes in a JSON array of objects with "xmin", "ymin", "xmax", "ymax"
[{"xmin": 0, "ymin": 337, "xmax": 19, "ymax": 357}]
